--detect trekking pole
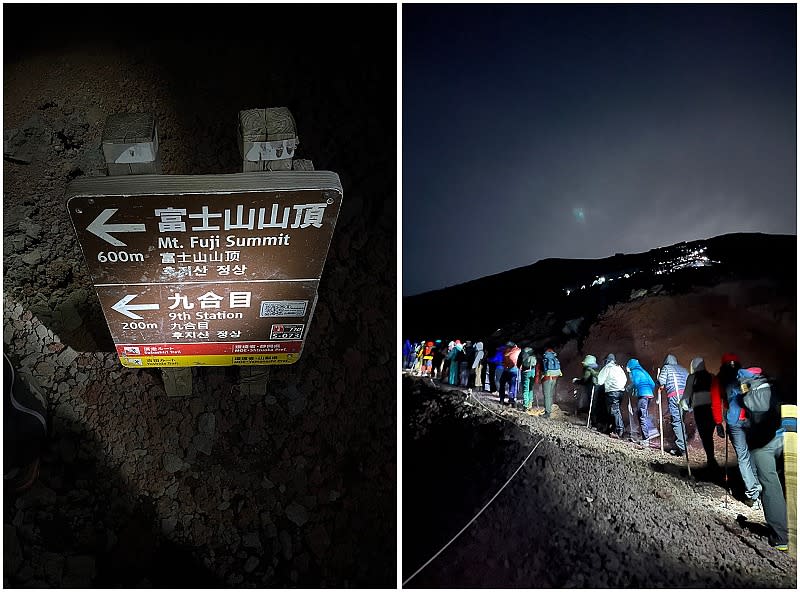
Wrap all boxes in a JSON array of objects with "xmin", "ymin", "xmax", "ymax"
[
  {"xmin": 587, "ymin": 385, "xmax": 595, "ymax": 429},
  {"xmin": 679, "ymin": 406, "xmax": 692, "ymax": 478},
  {"xmin": 657, "ymin": 386, "xmax": 664, "ymax": 454},
  {"xmin": 626, "ymin": 390, "xmax": 636, "ymax": 441},
  {"xmin": 723, "ymin": 421, "xmax": 730, "ymax": 509}
]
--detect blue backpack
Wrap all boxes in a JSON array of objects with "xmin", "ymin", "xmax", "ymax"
[{"xmin": 543, "ymin": 352, "xmax": 561, "ymax": 373}]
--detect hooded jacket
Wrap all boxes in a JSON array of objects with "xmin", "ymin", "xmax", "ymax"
[
  {"xmin": 625, "ymin": 358, "xmax": 655, "ymax": 398},
  {"xmin": 597, "ymin": 358, "xmax": 627, "ymax": 392},
  {"xmin": 658, "ymin": 354, "xmax": 689, "ymax": 398},
  {"xmin": 683, "ymin": 357, "xmax": 713, "ymax": 408},
  {"xmin": 471, "ymin": 342, "xmax": 485, "ymax": 369}
]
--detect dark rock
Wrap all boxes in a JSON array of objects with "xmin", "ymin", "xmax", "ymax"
[
  {"xmin": 306, "ymin": 524, "xmax": 330, "ymax": 559},
  {"xmin": 192, "ymin": 433, "xmax": 213, "ymax": 456},
  {"xmin": 198, "ymin": 412, "xmax": 216, "ymax": 435},
  {"xmin": 244, "ymin": 556, "xmax": 259, "ymax": 573},
  {"xmin": 64, "ymin": 555, "xmax": 95, "ymax": 587},
  {"xmin": 4, "ymin": 525, "xmax": 23, "ymax": 575},
  {"xmin": 42, "ymin": 552, "xmax": 64, "ymax": 585},
  {"xmin": 163, "ymin": 453, "xmax": 186, "ymax": 473}
]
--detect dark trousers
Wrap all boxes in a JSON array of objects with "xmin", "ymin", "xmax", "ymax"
[
  {"xmin": 751, "ymin": 434, "xmax": 788, "ymax": 546},
  {"xmin": 606, "ymin": 391, "xmax": 625, "ymax": 436},
  {"xmin": 499, "ymin": 367, "xmax": 519, "ymax": 403},
  {"xmin": 590, "ymin": 387, "xmax": 608, "ymax": 431},
  {"xmin": 637, "ymin": 396, "xmax": 655, "ymax": 438},
  {"xmin": 693, "ymin": 404, "xmax": 717, "ymax": 466}
]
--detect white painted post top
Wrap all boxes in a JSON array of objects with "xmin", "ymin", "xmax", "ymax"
[{"xmin": 102, "ymin": 112, "xmax": 158, "ymax": 164}]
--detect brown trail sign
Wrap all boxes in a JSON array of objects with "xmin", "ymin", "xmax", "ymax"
[{"xmin": 66, "ymin": 172, "xmax": 342, "ymax": 368}]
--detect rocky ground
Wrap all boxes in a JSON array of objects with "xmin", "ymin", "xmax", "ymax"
[
  {"xmin": 403, "ymin": 376, "xmax": 796, "ymax": 588},
  {"xmin": 4, "ymin": 6, "xmax": 395, "ymax": 588}
]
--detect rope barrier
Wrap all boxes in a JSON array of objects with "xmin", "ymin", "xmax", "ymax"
[{"xmin": 404, "ymin": 382, "xmax": 545, "ymax": 586}]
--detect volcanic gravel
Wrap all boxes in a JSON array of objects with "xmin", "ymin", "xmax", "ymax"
[
  {"xmin": 3, "ymin": 8, "xmax": 395, "ymax": 588},
  {"xmin": 403, "ymin": 376, "xmax": 796, "ymax": 588}
]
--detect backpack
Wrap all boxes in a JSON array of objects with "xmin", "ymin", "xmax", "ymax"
[
  {"xmin": 520, "ymin": 349, "xmax": 536, "ymax": 370},
  {"xmin": 543, "ymin": 352, "xmax": 560, "ymax": 373},
  {"xmin": 742, "ymin": 380, "xmax": 774, "ymax": 415}
]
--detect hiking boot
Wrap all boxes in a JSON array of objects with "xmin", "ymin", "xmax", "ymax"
[
  {"xmin": 609, "ymin": 432, "xmax": 621, "ymax": 440},
  {"xmin": 542, "ymin": 412, "xmax": 551, "ymax": 419},
  {"xmin": 744, "ymin": 497, "xmax": 762, "ymax": 510},
  {"xmin": 773, "ymin": 543, "xmax": 788, "ymax": 552},
  {"xmin": 667, "ymin": 448, "xmax": 684, "ymax": 457}
]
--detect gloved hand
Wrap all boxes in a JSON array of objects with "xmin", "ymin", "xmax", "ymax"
[
  {"xmin": 572, "ymin": 377, "xmax": 579, "ymax": 384},
  {"xmin": 715, "ymin": 424, "xmax": 725, "ymax": 438}
]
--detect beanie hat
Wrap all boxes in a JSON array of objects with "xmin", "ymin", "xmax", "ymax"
[
  {"xmin": 605, "ymin": 353, "xmax": 616, "ymax": 364},
  {"xmin": 582, "ymin": 354, "xmax": 597, "ymax": 367}
]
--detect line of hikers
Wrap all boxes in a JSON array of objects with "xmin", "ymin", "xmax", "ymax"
[
  {"xmin": 402, "ymin": 339, "xmax": 563, "ymax": 418},
  {"xmin": 403, "ymin": 340, "xmax": 790, "ymax": 552}
]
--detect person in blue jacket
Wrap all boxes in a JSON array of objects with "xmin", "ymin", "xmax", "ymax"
[
  {"xmin": 403, "ymin": 339, "xmax": 414, "ymax": 370},
  {"xmin": 487, "ymin": 344, "xmax": 505, "ymax": 394},
  {"xmin": 626, "ymin": 358, "xmax": 659, "ymax": 443}
]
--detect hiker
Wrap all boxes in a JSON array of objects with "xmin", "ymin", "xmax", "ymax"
[
  {"xmin": 471, "ymin": 341, "xmax": 485, "ymax": 389},
  {"xmin": 657, "ymin": 354, "xmax": 690, "ymax": 456},
  {"xmin": 625, "ymin": 358, "xmax": 658, "ymax": 444},
  {"xmin": 403, "ymin": 339, "xmax": 414, "ymax": 370},
  {"xmin": 498, "ymin": 341, "xmax": 521, "ymax": 406},
  {"xmin": 572, "ymin": 354, "xmax": 598, "ymax": 415},
  {"xmin": 432, "ymin": 340, "xmax": 445, "ymax": 379},
  {"xmin": 711, "ymin": 353, "xmax": 762, "ymax": 505},
  {"xmin": 540, "ymin": 348, "xmax": 562, "ymax": 419},
  {"xmin": 489, "ymin": 344, "xmax": 505, "ymax": 394},
  {"xmin": 519, "ymin": 347, "xmax": 539, "ymax": 413},
  {"xmin": 682, "ymin": 357, "xmax": 718, "ymax": 471},
  {"xmin": 736, "ymin": 367, "xmax": 788, "ymax": 551},
  {"xmin": 421, "ymin": 341, "xmax": 435, "ymax": 376},
  {"xmin": 458, "ymin": 341, "xmax": 470, "ymax": 387},
  {"xmin": 447, "ymin": 340, "xmax": 462, "ymax": 385},
  {"xmin": 413, "ymin": 341, "xmax": 424, "ymax": 375},
  {"xmin": 597, "ymin": 353, "xmax": 627, "ymax": 439}
]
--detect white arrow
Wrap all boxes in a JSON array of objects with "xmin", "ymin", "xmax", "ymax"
[
  {"xmin": 112, "ymin": 294, "xmax": 160, "ymax": 320},
  {"xmin": 87, "ymin": 208, "xmax": 146, "ymax": 247}
]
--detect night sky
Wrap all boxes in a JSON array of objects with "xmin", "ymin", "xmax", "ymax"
[{"xmin": 402, "ymin": 4, "xmax": 796, "ymax": 296}]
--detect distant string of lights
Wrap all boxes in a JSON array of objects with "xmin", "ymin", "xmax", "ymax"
[{"xmin": 563, "ymin": 243, "xmax": 720, "ymax": 296}]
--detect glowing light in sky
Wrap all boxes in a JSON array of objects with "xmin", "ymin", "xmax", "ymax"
[{"xmin": 572, "ymin": 207, "xmax": 586, "ymax": 223}]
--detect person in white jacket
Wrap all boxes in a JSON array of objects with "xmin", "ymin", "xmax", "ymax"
[{"xmin": 596, "ymin": 353, "xmax": 627, "ymax": 439}]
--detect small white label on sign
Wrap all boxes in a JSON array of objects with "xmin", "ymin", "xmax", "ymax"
[
  {"xmin": 270, "ymin": 324, "xmax": 304, "ymax": 340},
  {"xmin": 260, "ymin": 300, "xmax": 308, "ymax": 318},
  {"xmin": 244, "ymin": 139, "xmax": 297, "ymax": 162}
]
